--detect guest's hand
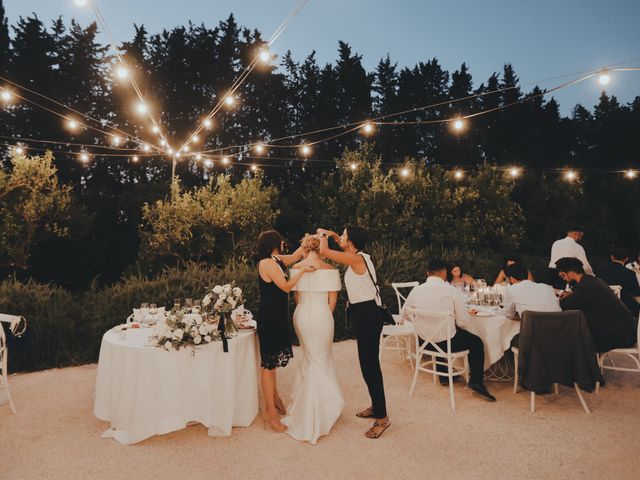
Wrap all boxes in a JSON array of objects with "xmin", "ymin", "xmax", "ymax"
[
  {"xmin": 558, "ymin": 290, "xmax": 573, "ymax": 300},
  {"xmin": 300, "ymin": 264, "xmax": 318, "ymax": 273},
  {"xmin": 468, "ymin": 309, "xmax": 478, "ymax": 316}
]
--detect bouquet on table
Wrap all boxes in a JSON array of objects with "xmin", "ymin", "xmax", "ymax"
[
  {"xmin": 152, "ymin": 310, "xmax": 218, "ymax": 351},
  {"xmin": 203, "ymin": 283, "xmax": 243, "ymax": 314}
]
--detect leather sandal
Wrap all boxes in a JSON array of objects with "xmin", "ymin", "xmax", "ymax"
[
  {"xmin": 355, "ymin": 406, "xmax": 375, "ymax": 418},
  {"xmin": 365, "ymin": 418, "xmax": 390, "ymax": 439}
]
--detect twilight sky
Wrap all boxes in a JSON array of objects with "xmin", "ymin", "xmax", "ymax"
[{"xmin": 4, "ymin": 0, "xmax": 640, "ymax": 115}]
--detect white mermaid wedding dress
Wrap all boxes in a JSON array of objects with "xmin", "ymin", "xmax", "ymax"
[{"xmin": 282, "ymin": 269, "xmax": 344, "ymax": 444}]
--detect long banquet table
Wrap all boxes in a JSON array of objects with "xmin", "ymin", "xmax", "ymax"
[{"xmin": 94, "ymin": 327, "xmax": 259, "ymax": 445}]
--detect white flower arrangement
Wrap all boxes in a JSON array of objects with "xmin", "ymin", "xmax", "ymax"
[
  {"xmin": 152, "ymin": 310, "xmax": 218, "ymax": 352},
  {"xmin": 203, "ymin": 283, "xmax": 243, "ymax": 314}
]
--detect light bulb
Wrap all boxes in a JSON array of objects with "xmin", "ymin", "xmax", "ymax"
[
  {"xmin": 598, "ymin": 73, "xmax": 610, "ymax": 86},
  {"xmin": 509, "ymin": 167, "xmax": 521, "ymax": 178},
  {"xmin": 131, "ymin": 155, "xmax": 139, "ymax": 162},
  {"xmin": 222, "ymin": 156, "xmax": 230, "ymax": 165},
  {"xmin": 204, "ymin": 159, "xmax": 213, "ymax": 167},
  {"xmin": 454, "ymin": 169, "xmax": 464, "ymax": 180},
  {"xmin": 67, "ymin": 119, "xmax": 79, "ymax": 130},
  {"xmin": 453, "ymin": 119, "xmax": 464, "ymax": 131},
  {"xmin": 300, "ymin": 144, "xmax": 311, "ymax": 156},
  {"xmin": 152, "ymin": 125, "xmax": 160, "ymax": 134},
  {"xmin": 361, "ymin": 122, "xmax": 375, "ymax": 135},
  {"xmin": 111, "ymin": 135, "xmax": 122, "ymax": 146},
  {"xmin": 142, "ymin": 144, "xmax": 151, "ymax": 152},
  {"xmin": 79, "ymin": 152, "xmax": 89, "ymax": 162},
  {"xmin": 350, "ymin": 163, "xmax": 357, "ymax": 171},
  {"xmin": 401, "ymin": 167, "xmax": 410, "ymax": 177},
  {"xmin": 115, "ymin": 65, "xmax": 129, "ymax": 80},
  {"xmin": 135, "ymin": 102, "xmax": 148, "ymax": 115},
  {"xmin": 259, "ymin": 49, "xmax": 271, "ymax": 63},
  {"xmin": 203, "ymin": 118, "xmax": 213, "ymax": 129},
  {"xmin": 224, "ymin": 95, "xmax": 235, "ymax": 107},
  {"xmin": 624, "ymin": 169, "xmax": 637, "ymax": 179},
  {"xmin": 15, "ymin": 146, "xmax": 24, "ymax": 155},
  {"xmin": 182, "ymin": 145, "xmax": 190, "ymax": 152},
  {"xmin": 160, "ymin": 139, "xmax": 167, "ymax": 147},
  {"xmin": 565, "ymin": 170, "xmax": 577, "ymax": 181},
  {"xmin": 191, "ymin": 134, "xmax": 200, "ymax": 143},
  {"xmin": 1, "ymin": 90, "xmax": 12, "ymax": 102},
  {"xmin": 251, "ymin": 164, "xmax": 258, "ymax": 172},
  {"xmin": 254, "ymin": 143, "xmax": 265, "ymax": 155},
  {"xmin": 195, "ymin": 153, "xmax": 202, "ymax": 160}
]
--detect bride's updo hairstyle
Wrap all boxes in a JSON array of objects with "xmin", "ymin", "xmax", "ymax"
[{"xmin": 300, "ymin": 234, "xmax": 321, "ymax": 254}]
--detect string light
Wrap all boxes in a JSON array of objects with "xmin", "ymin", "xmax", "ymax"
[
  {"xmin": 254, "ymin": 143, "xmax": 266, "ymax": 155},
  {"xmin": 400, "ymin": 167, "xmax": 410, "ymax": 178},
  {"xmin": 509, "ymin": 167, "xmax": 521, "ymax": 178},
  {"xmin": 135, "ymin": 102, "xmax": 149, "ymax": 115},
  {"xmin": 203, "ymin": 118, "xmax": 213, "ymax": 130},
  {"xmin": 131, "ymin": 155, "xmax": 139, "ymax": 163},
  {"xmin": 175, "ymin": 151, "xmax": 181, "ymax": 159},
  {"xmin": 224, "ymin": 95, "xmax": 236, "ymax": 107},
  {"xmin": 79, "ymin": 152, "xmax": 90, "ymax": 163},
  {"xmin": 66, "ymin": 119, "xmax": 80, "ymax": 131},
  {"xmin": 191, "ymin": 134, "xmax": 200, "ymax": 143},
  {"xmin": 142, "ymin": 144, "xmax": 151, "ymax": 152},
  {"xmin": 14, "ymin": 146, "xmax": 24, "ymax": 155},
  {"xmin": 222, "ymin": 156, "xmax": 230, "ymax": 166},
  {"xmin": 454, "ymin": 169, "xmax": 464, "ymax": 180},
  {"xmin": 565, "ymin": 169, "xmax": 577, "ymax": 181},
  {"xmin": 598, "ymin": 69, "xmax": 610, "ymax": 86},
  {"xmin": 258, "ymin": 49, "xmax": 271, "ymax": 64},
  {"xmin": 250, "ymin": 164, "xmax": 258, "ymax": 172},
  {"xmin": 111, "ymin": 135, "xmax": 122, "ymax": 146},
  {"xmin": 167, "ymin": 147, "xmax": 174, "ymax": 155},
  {"xmin": 625, "ymin": 169, "xmax": 637, "ymax": 179},
  {"xmin": 452, "ymin": 118, "xmax": 466, "ymax": 132},
  {"xmin": 160, "ymin": 139, "xmax": 167, "ymax": 147},
  {"xmin": 1, "ymin": 90, "xmax": 12, "ymax": 102},
  {"xmin": 300, "ymin": 144, "xmax": 311, "ymax": 157},
  {"xmin": 75, "ymin": 0, "xmax": 88, "ymax": 6},
  {"xmin": 195, "ymin": 153, "xmax": 202, "ymax": 160},
  {"xmin": 361, "ymin": 122, "xmax": 375, "ymax": 136},
  {"xmin": 350, "ymin": 162, "xmax": 358, "ymax": 171},
  {"xmin": 152, "ymin": 125, "xmax": 160, "ymax": 134},
  {"xmin": 182, "ymin": 145, "xmax": 190, "ymax": 152},
  {"xmin": 204, "ymin": 159, "xmax": 213, "ymax": 167}
]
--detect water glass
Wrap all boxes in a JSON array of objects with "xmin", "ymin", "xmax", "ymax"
[
  {"xmin": 173, "ymin": 298, "xmax": 181, "ymax": 311},
  {"xmin": 149, "ymin": 303, "xmax": 157, "ymax": 315},
  {"xmin": 194, "ymin": 299, "xmax": 201, "ymax": 311},
  {"xmin": 140, "ymin": 302, "xmax": 149, "ymax": 309},
  {"xmin": 185, "ymin": 298, "xmax": 194, "ymax": 308}
]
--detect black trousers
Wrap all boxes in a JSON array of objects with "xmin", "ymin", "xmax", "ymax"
[
  {"xmin": 349, "ymin": 300, "xmax": 387, "ymax": 418},
  {"xmin": 432, "ymin": 328, "xmax": 485, "ymax": 385}
]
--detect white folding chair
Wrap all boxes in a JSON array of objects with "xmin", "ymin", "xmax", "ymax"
[
  {"xmin": 405, "ymin": 307, "xmax": 469, "ymax": 411},
  {"xmin": 379, "ymin": 282, "xmax": 419, "ymax": 365},
  {"xmin": 598, "ymin": 312, "xmax": 640, "ymax": 376},
  {"xmin": 0, "ymin": 323, "xmax": 16, "ymax": 414},
  {"xmin": 609, "ymin": 285, "xmax": 622, "ymax": 299}
]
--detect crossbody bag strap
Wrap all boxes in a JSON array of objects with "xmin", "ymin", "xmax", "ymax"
[{"xmin": 358, "ymin": 252, "xmax": 382, "ymax": 304}]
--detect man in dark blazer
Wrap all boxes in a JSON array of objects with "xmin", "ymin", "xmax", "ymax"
[
  {"xmin": 598, "ymin": 246, "xmax": 640, "ymax": 318},
  {"xmin": 556, "ymin": 257, "xmax": 637, "ymax": 353}
]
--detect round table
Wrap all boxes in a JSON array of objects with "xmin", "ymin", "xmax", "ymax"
[{"xmin": 94, "ymin": 328, "xmax": 259, "ymax": 445}]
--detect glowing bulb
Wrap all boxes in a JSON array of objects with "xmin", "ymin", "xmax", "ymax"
[
  {"xmin": 167, "ymin": 147, "xmax": 174, "ymax": 154},
  {"xmin": 67, "ymin": 119, "xmax": 79, "ymax": 130},
  {"xmin": 203, "ymin": 118, "xmax": 213, "ymax": 129},
  {"xmin": 135, "ymin": 102, "xmax": 148, "ymax": 115},
  {"xmin": 300, "ymin": 144, "xmax": 311, "ymax": 156},
  {"xmin": 182, "ymin": 145, "xmax": 190, "ymax": 152},
  {"xmin": 191, "ymin": 134, "xmax": 200, "ymax": 143},
  {"xmin": 222, "ymin": 156, "xmax": 230, "ymax": 165},
  {"xmin": 598, "ymin": 71, "xmax": 610, "ymax": 86},
  {"xmin": 224, "ymin": 95, "xmax": 236, "ymax": 107},
  {"xmin": 204, "ymin": 159, "xmax": 213, "ymax": 167},
  {"xmin": 251, "ymin": 164, "xmax": 258, "ymax": 172},
  {"xmin": 111, "ymin": 135, "xmax": 122, "ymax": 146},
  {"xmin": 160, "ymin": 139, "xmax": 167, "ymax": 147},
  {"xmin": 509, "ymin": 167, "xmax": 521, "ymax": 178},
  {"xmin": 625, "ymin": 169, "xmax": 637, "ymax": 179},
  {"xmin": 195, "ymin": 153, "xmax": 202, "ymax": 160},
  {"xmin": 361, "ymin": 122, "xmax": 375, "ymax": 135},
  {"xmin": 142, "ymin": 144, "xmax": 151, "ymax": 152},
  {"xmin": 1, "ymin": 90, "xmax": 12, "ymax": 102},
  {"xmin": 454, "ymin": 169, "xmax": 464, "ymax": 180},
  {"xmin": 400, "ymin": 167, "xmax": 410, "ymax": 178},
  {"xmin": 565, "ymin": 170, "xmax": 577, "ymax": 181},
  {"xmin": 350, "ymin": 162, "xmax": 357, "ymax": 171},
  {"xmin": 453, "ymin": 119, "xmax": 465, "ymax": 131},
  {"xmin": 175, "ymin": 152, "xmax": 181, "ymax": 158},
  {"xmin": 152, "ymin": 125, "xmax": 160, "ymax": 134},
  {"xmin": 15, "ymin": 146, "xmax": 24, "ymax": 155},
  {"xmin": 131, "ymin": 155, "xmax": 139, "ymax": 163},
  {"xmin": 75, "ymin": 0, "xmax": 88, "ymax": 6},
  {"xmin": 79, "ymin": 152, "xmax": 89, "ymax": 163},
  {"xmin": 254, "ymin": 143, "xmax": 265, "ymax": 155},
  {"xmin": 115, "ymin": 65, "xmax": 129, "ymax": 80},
  {"xmin": 258, "ymin": 49, "xmax": 271, "ymax": 63}
]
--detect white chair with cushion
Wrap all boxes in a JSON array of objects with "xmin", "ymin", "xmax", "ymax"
[
  {"xmin": 405, "ymin": 307, "xmax": 469, "ymax": 411},
  {"xmin": 598, "ymin": 312, "xmax": 640, "ymax": 376},
  {"xmin": 379, "ymin": 282, "xmax": 419, "ymax": 365}
]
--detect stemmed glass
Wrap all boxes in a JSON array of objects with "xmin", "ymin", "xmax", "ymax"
[
  {"xmin": 149, "ymin": 303, "xmax": 157, "ymax": 315},
  {"xmin": 173, "ymin": 298, "xmax": 181, "ymax": 311},
  {"xmin": 185, "ymin": 298, "xmax": 194, "ymax": 309}
]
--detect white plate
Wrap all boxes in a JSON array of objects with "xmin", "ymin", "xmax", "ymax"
[{"xmin": 474, "ymin": 311, "xmax": 494, "ymax": 317}]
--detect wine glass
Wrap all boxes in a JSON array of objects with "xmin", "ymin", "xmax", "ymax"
[
  {"xmin": 185, "ymin": 298, "xmax": 194, "ymax": 309},
  {"xmin": 194, "ymin": 299, "xmax": 201, "ymax": 312},
  {"xmin": 140, "ymin": 302, "xmax": 149, "ymax": 309},
  {"xmin": 173, "ymin": 298, "xmax": 181, "ymax": 311},
  {"xmin": 149, "ymin": 303, "xmax": 157, "ymax": 315}
]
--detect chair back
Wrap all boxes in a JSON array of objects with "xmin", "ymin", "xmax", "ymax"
[
  {"xmin": 391, "ymin": 282, "xmax": 420, "ymax": 314},
  {"xmin": 405, "ymin": 306, "xmax": 455, "ymax": 356},
  {"xmin": 609, "ymin": 284, "xmax": 622, "ymax": 299}
]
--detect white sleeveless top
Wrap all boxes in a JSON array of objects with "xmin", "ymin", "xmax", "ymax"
[
  {"xmin": 290, "ymin": 269, "xmax": 342, "ymax": 292},
  {"xmin": 344, "ymin": 253, "xmax": 380, "ymax": 305}
]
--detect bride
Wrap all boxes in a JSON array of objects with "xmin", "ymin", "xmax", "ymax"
[{"xmin": 281, "ymin": 234, "xmax": 344, "ymax": 444}]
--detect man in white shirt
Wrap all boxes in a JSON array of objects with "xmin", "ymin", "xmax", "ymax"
[
  {"xmin": 548, "ymin": 228, "xmax": 593, "ymax": 289},
  {"xmin": 502, "ymin": 263, "xmax": 561, "ymax": 320},
  {"xmin": 401, "ymin": 260, "xmax": 496, "ymax": 402}
]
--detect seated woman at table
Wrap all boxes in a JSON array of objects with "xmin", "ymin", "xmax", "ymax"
[
  {"xmin": 448, "ymin": 264, "xmax": 475, "ymax": 288},
  {"xmin": 257, "ymin": 230, "xmax": 316, "ymax": 433},
  {"xmin": 494, "ymin": 255, "xmax": 533, "ymax": 285}
]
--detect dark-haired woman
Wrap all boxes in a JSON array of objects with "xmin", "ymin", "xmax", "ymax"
[
  {"xmin": 256, "ymin": 230, "xmax": 316, "ymax": 432},
  {"xmin": 448, "ymin": 264, "xmax": 475, "ymax": 288},
  {"xmin": 317, "ymin": 226, "xmax": 390, "ymax": 439},
  {"xmin": 494, "ymin": 256, "xmax": 534, "ymax": 285}
]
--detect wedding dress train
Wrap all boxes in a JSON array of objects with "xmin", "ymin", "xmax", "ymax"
[{"xmin": 282, "ymin": 269, "xmax": 344, "ymax": 444}]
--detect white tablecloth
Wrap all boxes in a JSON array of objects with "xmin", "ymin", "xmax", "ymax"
[
  {"xmin": 458, "ymin": 307, "xmax": 520, "ymax": 370},
  {"xmin": 94, "ymin": 328, "xmax": 259, "ymax": 445}
]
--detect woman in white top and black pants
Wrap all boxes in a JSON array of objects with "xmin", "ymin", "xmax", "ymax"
[{"xmin": 318, "ymin": 226, "xmax": 389, "ymax": 439}]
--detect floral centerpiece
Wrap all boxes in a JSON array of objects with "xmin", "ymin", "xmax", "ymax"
[
  {"xmin": 152, "ymin": 310, "xmax": 217, "ymax": 351},
  {"xmin": 203, "ymin": 283, "xmax": 243, "ymax": 314}
]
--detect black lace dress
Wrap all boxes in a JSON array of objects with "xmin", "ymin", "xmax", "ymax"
[{"xmin": 257, "ymin": 256, "xmax": 294, "ymax": 369}]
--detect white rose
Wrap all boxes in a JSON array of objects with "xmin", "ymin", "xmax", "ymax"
[
  {"xmin": 223, "ymin": 285, "xmax": 232, "ymax": 294},
  {"xmin": 199, "ymin": 325, "xmax": 209, "ymax": 336},
  {"xmin": 202, "ymin": 294, "xmax": 212, "ymax": 307},
  {"xmin": 219, "ymin": 293, "xmax": 227, "ymax": 301},
  {"xmin": 213, "ymin": 285, "xmax": 223, "ymax": 294},
  {"xmin": 193, "ymin": 335, "xmax": 202, "ymax": 345},
  {"xmin": 195, "ymin": 315, "xmax": 203, "ymax": 325},
  {"xmin": 204, "ymin": 335, "xmax": 211, "ymax": 343},
  {"xmin": 215, "ymin": 299, "xmax": 223, "ymax": 308},
  {"xmin": 232, "ymin": 287, "xmax": 242, "ymax": 296},
  {"xmin": 228, "ymin": 298, "xmax": 237, "ymax": 308},
  {"xmin": 164, "ymin": 340, "xmax": 172, "ymax": 350},
  {"xmin": 172, "ymin": 328, "xmax": 184, "ymax": 340}
]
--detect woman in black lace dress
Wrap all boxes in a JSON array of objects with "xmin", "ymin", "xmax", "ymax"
[{"xmin": 257, "ymin": 230, "xmax": 315, "ymax": 432}]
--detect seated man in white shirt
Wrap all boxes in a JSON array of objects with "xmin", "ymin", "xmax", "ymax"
[
  {"xmin": 502, "ymin": 263, "xmax": 561, "ymax": 320},
  {"xmin": 401, "ymin": 259, "xmax": 496, "ymax": 402},
  {"xmin": 548, "ymin": 227, "xmax": 594, "ymax": 289}
]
